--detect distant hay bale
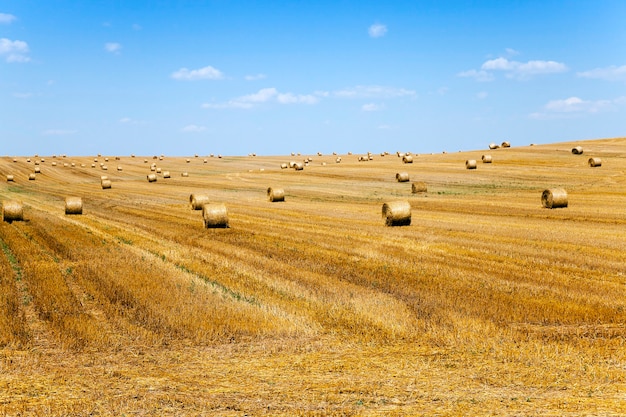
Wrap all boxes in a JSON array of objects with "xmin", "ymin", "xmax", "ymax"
[
  {"xmin": 541, "ymin": 188, "xmax": 568, "ymax": 209},
  {"xmin": 34, "ymin": 160, "xmax": 40, "ymax": 165},
  {"xmin": 147, "ymin": 174, "xmax": 157, "ymax": 182},
  {"xmin": 203, "ymin": 159, "xmax": 208, "ymax": 163},
  {"xmin": 52, "ymin": 162, "xmax": 57, "ymax": 166},
  {"xmin": 280, "ymin": 163, "xmax": 288, "ymax": 169},
  {"xmin": 28, "ymin": 173, "xmax": 36, "ymax": 180},
  {"xmin": 101, "ymin": 165, "xmax": 108, "ymax": 171},
  {"xmin": 81, "ymin": 164, "xmax": 86, "ymax": 168},
  {"xmin": 12, "ymin": 158, "xmax": 17, "ymax": 163},
  {"xmin": 26, "ymin": 158, "xmax": 31, "ymax": 163},
  {"xmin": 293, "ymin": 162, "xmax": 304, "ymax": 171},
  {"xmin": 572, "ymin": 146, "xmax": 583, "ymax": 155},
  {"xmin": 6, "ymin": 175, "xmax": 14, "ymax": 182},
  {"xmin": 466, "ymin": 159, "xmax": 477, "ymax": 169},
  {"xmin": 501, "ymin": 141, "xmax": 511, "ymax": 148},
  {"xmin": 489, "ymin": 143, "xmax": 499, "ymax": 150},
  {"xmin": 186, "ymin": 158, "xmax": 191, "ymax": 163},
  {"xmin": 588, "ymin": 157, "xmax": 602, "ymax": 167},
  {"xmin": 34, "ymin": 166, "xmax": 41, "ymax": 173},
  {"xmin": 396, "ymin": 172, "xmax": 409, "ymax": 182},
  {"xmin": 65, "ymin": 197, "xmax": 83, "ymax": 215},
  {"xmin": 402, "ymin": 154, "xmax": 413, "ymax": 164},
  {"xmin": 70, "ymin": 163, "xmax": 76, "ymax": 167},
  {"xmin": 481, "ymin": 154, "xmax": 492, "ymax": 163},
  {"xmin": 412, "ymin": 182, "xmax": 427, "ymax": 193},
  {"xmin": 181, "ymin": 172, "xmax": 189, "ymax": 177},
  {"xmin": 101, "ymin": 179, "xmax": 112, "ymax": 189},
  {"xmin": 202, "ymin": 203, "xmax": 229, "ymax": 228},
  {"xmin": 117, "ymin": 166, "xmax": 122, "ymax": 171},
  {"xmin": 335, "ymin": 157, "xmax": 342, "ymax": 163},
  {"xmin": 382, "ymin": 201, "xmax": 411, "ymax": 227},
  {"xmin": 144, "ymin": 159, "xmax": 148, "ymax": 163},
  {"xmin": 150, "ymin": 166, "xmax": 156, "ymax": 171},
  {"xmin": 100, "ymin": 175, "xmax": 108, "ymax": 181},
  {"xmin": 267, "ymin": 187, "xmax": 285, "ymax": 202},
  {"xmin": 162, "ymin": 171, "xmax": 170, "ymax": 178},
  {"xmin": 2, "ymin": 201, "xmax": 24, "ymax": 223},
  {"xmin": 91, "ymin": 164, "xmax": 95, "ymax": 168},
  {"xmin": 190, "ymin": 194, "xmax": 210, "ymax": 210},
  {"xmin": 104, "ymin": 157, "xmax": 109, "ymax": 162},
  {"xmin": 156, "ymin": 168, "xmax": 162, "ymax": 174}
]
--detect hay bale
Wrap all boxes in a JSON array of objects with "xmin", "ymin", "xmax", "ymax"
[
  {"xmin": 51, "ymin": 162, "xmax": 57, "ymax": 166},
  {"xmin": 181, "ymin": 172, "xmax": 189, "ymax": 177},
  {"xmin": 186, "ymin": 158, "xmax": 191, "ymax": 163},
  {"xmin": 91, "ymin": 164, "xmax": 96, "ymax": 168},
  {"xmin": 71, "ymin": 162, "xmax": 76, "ymax": 167},
  {"xmin": 6, "ymin": 175, "xmax": 14, "ymax": 182},
  {"xmin": 190, "ymin": 194, "xmax": 210, "ymax": 210},
  {"xmin": 396, "ymin": 172, "xmax": 409, "ymax": 182},
  {"xmin": 412, "ymin": 182, "xmax": 427, "ymax": 193},
  {"xmin": 489, "ymin": 143, "xmax": 499, "ymax": 150},
  {"xmin": 156, "ymin": 168, "xmax": 162, "ymax": 174},
  {"xmin": 588, "ymin": 157, "xmax": 602, "ymax": 167},
  {"xmin": 28, "ymin": 173, "xmax": 36, "ymax": 180},
  {"xmin": 280, "ymin": 163, "xmax": 288, "ymax": 169},
  {"xmin": 101, "ymin": 179, "xmax": 112, "ymax": 189},
  {"xmin": 101, "ymin": 165, "xmax": 108, "ymax": 171},
  {"xmin": 2, "ymin": 201, "xmax": 24, "ymax": 222},
  {"xmin": 541, "ymin": 188, "xmax": 568, "ymax": 209},
  {"xmin": 202, "ymin": 203, "xmax": 229, "ymax": 228},
  {"xmin": 117, "ymin": 166, "xmax": 123, "ymax": 171},
  {"xmin": 293, "ymin": 162, "xmax": 304, "ymax": 171},
  {"xmin": 335, "ymin": 157, "xmax": 342, "ymax": 163},
  {"xmin": 572, "ymin": 146, "xmax": 583, "ymax": 155},
  {"xmin": 481, "ymin": 154, "xmax": 492, "ymax": 163},
  {"xmin": 466, "ymin": 159, "xmax": 477, "ymax": 169},
  {"xmin": 402, "ymin": 154, "xmax": 414, "ymax": 164},
  {"xmin": 163, "ymin": 171, "xmax": 170, "ymax": 178},
  {"xmin": 382, "ymin": 201, "xmax": 411, "ymax": 227},
  {"xmin": 34, "ymin": 166, "xmax": 41, "ymax": 173},
  {"xmin": 65, "ymin": 197, "xmax": 83, "ymax": 215},
  {"xmin": 267, "ymin": 187, "xmax": 285, "ymax": 202},
  {"xmin": 501, "ymin": 141, "xmax": 511, "ymax": 148},
  {"xmin": 100, "ymin": 175, "xmax": 108, "ymax": 181},
  {"xmin": 150, "ymin": 166, "xmax": 156, "ymax": 171},
  {"xmin": 147, "ymin": 174, "xmax": 157, "ymax": 183}
]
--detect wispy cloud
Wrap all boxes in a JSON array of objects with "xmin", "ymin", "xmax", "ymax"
[
  {"xmin": 577, "ymin": 65, "xmax": 626, "ymax": 82},
  {"xmin": 0, "ymin": 38, "xmax": 30, "ymax": 62},
  {"xmin": 181, "ymin": 124, "xmax": 207, "ymax": 132},
  {"xmin": 362, "ymin": 103, "xmax": 384, "ymax": 111},
  {"xmin": 0, "ymin": 13, "xmax": 16, "ymax": 24},
  {"xmin": 368, "ymin": 23, "xmax": 387, "ymax": 38},
  {"xmin": 42, "ymin": 129, "xmax": 77, "ymax": 136},
  {"xmin": 476, "ymin": 91, "xmax": 488, "ymax": 99},
  {"xmin": 245, "ymin": 73, "xmax": 267, "ymax": 81},
  {"xmin": 331, "ymin": 85, "xmax": 416, "ymax": 99},
  {"xmin": 530, "ymin": 96, "xmax": 626, "ymax": 119},
  {"xmin": 171, "ymin": 65, "xmax": 224, "ymax": 80},
  {"xmin": 203, "ymin": 87, "xmax": 319, "ymax": 109},
  {"xmin": 119, "ymin": 117, "xmax": 145, "ymax": 125},
  {"xmin": 505, "ymin": 48, "xmax": 520, "ymax": 56},
  {"xmin": 459, "ymin": 56, "xmax": 567, "ymax": 81},
  {"xmin": 104, "ymin": 42, "xmax": 122, "ymax": 54}
]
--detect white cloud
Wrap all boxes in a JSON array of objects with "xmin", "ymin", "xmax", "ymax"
[
  {"xmin": 245, "ymin": 73, "xmax": 267, "ymax": 81},
  {"xmin": 332, "ymin": 85, "xmax": 416, "ymax": 99},
  {"xmin": 181, "ymin": 124, "xmax": 207, "ymax": 132},
  {"xmin": 42, "ymin": 129, "xmax": 77, "ymax": 136},
  {"xmin": 457, "ymin": 69, "xmax": 494, "ymax": 82},
  {"xmin": 362, "ymin": 103, "xmax": 383, "ymax": 111},
  {"xmin": 530, "ymin": 96, "xmax": 626, "ymax": 119},
  {"xmin": 0, "ymin": 13, "xmax": 16, "ymax": 24},
  {"xmin": 368, "ymin": 23, "xmax": 387, "ymax": 38},
  {"xmin": 577, "ymin": 65, "xmax": 626, "ymax": 82},
  {"xmin": 460, "ymin": 57, "xmax": 567, "ymax": 81},
  {"xmin": 277, "ymin": 92, "xmax": 318, "ymax": 104},
  {"xmin": 505, "ymin": 48, "xmax": 520, "ymax": 56},
  {"xmin": 171, "ymin": 65, "xmax": 224, "ymax": 80},
  {"xmin": 105, "ymin": 42, "xmax": 122, "ymax": 54},
  {"xmin": 0, "ymin": 38, "xmax": 30, "ymax": 62},
  {"xmin": 203, "ymin": 87, "xmax": 318, "ymax": 109}
]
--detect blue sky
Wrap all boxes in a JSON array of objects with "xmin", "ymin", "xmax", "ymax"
[{"xmin": 1, "ymin": 1, "xmax": 625, "ymax": 156}]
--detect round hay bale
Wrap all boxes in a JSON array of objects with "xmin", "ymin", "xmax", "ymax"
[
  {"xmin": 481, "ymin": 154, "xmax": 492, "ymax": 163},
  {"xmin": 190, "ymin": 194, "xmax": 210, "ymax": 210},
  {"xmin": 588, "ymin": 157, "xmax": 602, "ymax": 167},
  {"xmin": 34, "ymin": 166, "xmax": 41, "ymax": 173},
  {"xmin": 489, "ymin": 143, "xmax": 499, "ymax": 150},
  {"xmin": 156, "ymin": 168, "xmax": 162, "ymax": 174},
  {"xmin": 280, "ymin": 163, "xmax": 288, "ymax": 169},
  {"xmin": 100, "ymin": 175, "xmax": 108, "ymax": 181},
  {"xmin": 91, "ymin": 164, "xmax": 96, "ymax": 168},
  {"xmin": 572, "ymin": 146, "xmax": 583, "ymax": 155},
  {"xmin": 202, "ymin": 203, "xmax": 229, "ymax": 228},
  {"xmin": 466, "ymin": 159, "xmax": 477, "ymax": 169},
  {"xmin": 52, "ymin": 162, "xmax": 57, "ymax": 166},
  {"xmin": 26, "ymin": 158, "xmax": 31, "ymax": 163},
  {"xmin": 186, "ymin": 158, "xmax": 191, "ymax": 163},
  {"xmin": 6, "ymin": 175, "xmax": 14, "ymax": 182},
  {"xmin": 501, "ymin": 141, "xmax": 511, "ymax": 148},
  {"xmin": 181, "ymin": 172, "xmax": 189, "ymax": 177},
  {"xmin": 2, "ymin": 201, "xmax": 24, "ymax": 222},
  {"xmin": 104, "ymin": 157, "xmax": 109, "ymax": 162},
  {"xmin": 163, "ymin": 171, "xmax": 170, "ymax": 178},
  {"xmin": 101, "ymin": 165, "xmax": 108, "ymax": 171},
  {"xmin": 541, "ymin": 188, "xmax": 568, "ymax": 209},
  {"xmin": 117, "ymin": 166, "xmax": 122, "ymax": 171},
  {"xmin": 70, "ymin": 162, "xmax": 76, "ymax": 167},
  {"xmin": 12, "ymin": 158, "xmax": 17, "ymax": 163},
  {"xmin": 65, "ymin": 197, "xmax": 83, "ymax": 215},
  {"xmin": 402, "ymin": 154, "xmax": 414, "ymax": 164},
  {"xmin": 203, "ymin": 159, "xmax": 208, "ymax": 163},
  {"xmin": 293, "ymin": 162, "xmax": 304, "ymax": 171},
  {"xmin": 28, "ymin": 173, "xmax": 36, "ymax": 180},
  {"xmin": 396, "ymin": 172, "xmax": 409, "ymax": 182},
  {"xmin": 267, "ymin": 187, "xmax": 285, "ymax": 202},
  {"xmin": 335, "ymin": 157, "xmax": 342, "ymax": 163},
  {"xmin": 101, "ymin": 179, "xmax": 112, "ymax": 189},
  {"xmin": 382, "ymin": 201, "xmax": 411, "ymax": 227},
  {"xmin": 147, "ymin": 173, "xmax": 157, "ymax": 183},
  {"xmin": 411, "ymin": 182, "xmax": 427, "ymax": 193},
  {"xmin": 150, "ymin": 166, "xmax": 156, "ymax": 171}
]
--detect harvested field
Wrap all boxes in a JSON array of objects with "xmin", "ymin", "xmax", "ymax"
[{"xmin": 0, "ymin": 137, "xmax": 625, "ymax": 416}]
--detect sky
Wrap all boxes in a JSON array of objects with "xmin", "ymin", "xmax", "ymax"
[{"xmin": 1, "ymin": 0, "xmax": 625, "ymax": 156}]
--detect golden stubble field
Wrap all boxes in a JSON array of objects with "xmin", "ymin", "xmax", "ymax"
[{"xmin": 0, "ymin": 138, "xmax": 625, "ymax": 416}]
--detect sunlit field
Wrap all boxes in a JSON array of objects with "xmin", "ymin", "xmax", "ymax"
[{"xmin": 1, "ymin": 138, "xmax": 625, "ymax": 416}]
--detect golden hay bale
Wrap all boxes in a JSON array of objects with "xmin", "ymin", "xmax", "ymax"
[
  {"xmin": 147, "ymin": 174, "xmax": 157, "ymax": 183},
  {"xmin": 34, "ymin": 166, "xmax": 41, "ymax": 173},
  {"xmin": 186, "ymin": 158, "xmax": 191, "ymax": 163},
  {"xmin": 101, "ymin": 179, "xmax": 112, "ymax": 189},
  {"xmin": 489, "ymin": 143, "xmax": 499, "ymax": 150},
  {"xmin": 28, "ymin": 173, "xmax": 36, "ymax": 180},
  {"xmin": 293, "ymin": 162, "xmax": 304, "ymax": 171},
  {"xmin": 382, "ymin": 201, "xmax": 411, "ymax": 227},
  {"xmin": 101, "ymin": 165, "xmax": 108, "ymax": 171},
  {"xmin": 542, "ymin": 188, "xmax": 568, "ymax": 209},
  {"xmin": 396, "ymin": 172, "xmax": 410, "ymax": 182},
  {"xmin": 163, "ymin": 171, "xmax": 170, "ymax": 178},
  {"xmin": 6, "ymin": 175, "xmax": 14, "ymax": 182},
  {"xmin": 202, "ymin": 203, "xmax": 229, "ymax": 228},
  {"xmin": 104, "ymin": 157, "xmax": 109, "ymax": 162},
  {"xmin": 71, "ymin": 162, "xmax": 76, "ymax": 167},
  {"xmin": 12, "ymin": 158, "xmax": 17, "ymax": 163},
  {"xmin": 150, "ymin": 166, "xmax": 156, "ymax": 171},
  {"xmin": 2, "ymin": 201, "xmax": 24, "ymax": 222},
  {"xmin": 203, "ymin": 159, "xmax": 208, "ymax": 163},
  {"xmin": 280, "ymin": 163, "xmax": 288, "ymax": 169},
  {"xmin": 481, "ymin": 154, "xmax": 492, "ymax": 163},
  {"xmin": 412, "ymin": 182, "xmax": 427, "ymax": 193},
  {"xmin": 26, "ymin": 158, "xmax": 31, "ymax": 163},
  {"xmin": 100, "ymin": 175, "xmax": 108, "ymax": 181},
  {"xmin": 117, "ymin": 166, "xmax": 122, "ymax": 171},
  {"xmin": 181, "ymin": 172, "xmax": 189, "ymax": 177},
  {"xmin": 52, "ymin": 162, "xmax": 57, "ymax": 166},
  {"xmin": 91, "ymin": 164, "xmax": 96, "ymax": 168},
  {"xmin": 402, "ymin": 154, "xmax": 413, "ymax": 164},
  {"xmin": 501, "ymin": 141, "xmax": 511, "ymax": 148},
  {"xmin": 267, "ymin": 187, "xmax": 285, "ymax": 202},
  {"xmin": 588, "ymin": 157, "xmax": 602, "ymax": 167},
  {"xmin": 65, "ymin": 197, "xmax": 83, "ymax": 215},
  {"xmin": 466, "ymin": 159, "xmax": 477, "ymax": 169},
  {"xmin": 572, "ymin": 146, "xmax": 583, "ymax": 155},
  {"xmin": 34, "ymin": 160, "xmax": 40, "ymax": 165},
  {"xmin": 190, "ymin": 194, "xmax": 210, "ymax": 210},
  {"xmin": 156, "ymin": 168, "xmax": 162, "ymax": 174},
  {"xmin": 335, "ymin": 157, "xmax": 342, "ymax": 163}
]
